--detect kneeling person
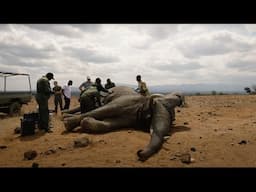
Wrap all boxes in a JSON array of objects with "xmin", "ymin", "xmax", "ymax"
[{"xmin": 80, "ymin": 85, "xmax": 101, "ymax": 114}]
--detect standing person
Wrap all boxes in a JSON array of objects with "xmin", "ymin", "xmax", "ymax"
[
  {"xmin": 135, "ymin": 75, "xmax": 150, "ymax": 96},
  {"xmin": 79, "ymin": 76, "xmax": 93, "ymax": 92},
  {"xmin": 104, "ymin": 78, "xmax": 116, "ymax": 89},
  {"xmin": 35, "ymin": 72, "xmax": 54, "ymax": 133},
  {"xmin": 53, "ymin": 81, "xmax": 63, "ymax": 113},
  {"xmin": 63, "ymin": 80, "xmax": 73, "ymax": 110}
]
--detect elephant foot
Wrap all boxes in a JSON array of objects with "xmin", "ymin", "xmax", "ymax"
[
  {"xmin": 64, "ymin": 120, "xmax": 74, "ymax": 132},
  {"xmin": 64, "ymin": 116, "xmax": 81, "ymax": 132},
  {"xmin": 80, "ymin": 117, "xmax": 112, "ymax": 133},
  {"xmin": 80, "ymin": 117, "xmax": 94, "ymax": 133}
]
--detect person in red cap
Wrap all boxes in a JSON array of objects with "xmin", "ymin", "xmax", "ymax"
[{"xmin": 35, "ymin": 72, "xmax": 55, "ymax": 133}]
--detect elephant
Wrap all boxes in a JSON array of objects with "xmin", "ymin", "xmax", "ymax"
[{"xmin": 62, "ymin": 86, "xmax": 185, "ymax": 161}]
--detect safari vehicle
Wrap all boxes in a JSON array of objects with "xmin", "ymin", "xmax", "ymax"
[{"xmin": 0, "ymin": 72, "xmax": 32, "ymax": 115}]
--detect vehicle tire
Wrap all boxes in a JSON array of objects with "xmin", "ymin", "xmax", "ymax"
[{"xmin": 9, "ymin": 102, "xmax": 21, "ymax": 116}]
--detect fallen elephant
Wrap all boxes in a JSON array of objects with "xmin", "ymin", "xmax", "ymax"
[{"xmin": 63, "ymin": 86, "xmax": 185, "ymax": 161}]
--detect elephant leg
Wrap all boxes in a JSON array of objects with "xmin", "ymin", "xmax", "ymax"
[
  {"xmin": 62, "ymin": 106, "xmax": 81, "ymax": 115},
  {"xmin": 64, "ymin": 115, "xmax": 83, "ymax": 131},
  {"xmin": 137, "ymin": 100, "xmax": 171, "ymax": 161},
  {"xmin": 61, "ymin": 113, "xmax": 78, "ymax": 121},
  {"xmin": 63, "ymin": 104, "xmax": 118, "ymax": 131},
  {"xmin": 80, "ymin": 117, "xmax": 133, "ymax": 133},
  {"xmin": 82, "ymin": 104, "xmax": 124, "ymax": 120}
]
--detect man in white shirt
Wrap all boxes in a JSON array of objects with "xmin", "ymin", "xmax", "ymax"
[{"xmin": 63, "ymin": 80, "xmax": 73, "ymax": 110}]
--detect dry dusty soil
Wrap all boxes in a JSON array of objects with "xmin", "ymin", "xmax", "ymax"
[{"xmin": 1, "ymin": 94, "xmax": 256, "ymax": 167}]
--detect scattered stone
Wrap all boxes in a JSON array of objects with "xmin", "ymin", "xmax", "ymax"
[
  {"xmin": 24, "ymin": 150, "xmax": 37, "ymax": 160},
  {"xmin": 230, "ymin": 143, "xmax": 234, "ymax": 146},
  {"xmin": 0, "ymin": 145, "xmax": 7, "ymax": 149},
  {"xmin": 180, "ymin": 153, "xmax": 192, "ymax": 164},
  {"xmin": 99, "ymin": 139, "xmax": 107, "ymax": 144},
  {"xmin": 214, "ymin": 129, "xmax": 218, "ymax": 132},
  {"xmin": 238, "ymin": 140, "xmax": 247, "ymax": 145},
  {"xmin": 61, "ymin": 163, "xmax": 66, "ymax": 166},
  {"xmin": 58, "ymin": 146, "xmax": 66, "ymax": 150},
  {"xmin": 208, "ymin": 112, "xmax": 212, "ymax": 115},
  {"xmin": 128, "ymin": 130, "xmax": 132, "ymax": 133},
  {"xmin": 74, "ymin": 137, "xmax": 90, "ymax": 148},
  {"xmin": 253, "ymin": 122, "xmax": 256, "ymax": 124},
  {"xmin": 32, "ymin": 162, "xmax": 39, "ymax": 168},
  {"xmin": 198, "ymin": 119, "xmax": 201, "ymax": 120},
  {"xmin": 164, "ymin": 136, "xmax": 170, "ymax": 141},
  {"xmin": 177, "ymin": 110, "xmax": 181, "ymax": 113},
  {"xmin": 190, "ymin": 147, "xmax": 196, "ymax": 152},
  {"xmin": 115, "ymin": 160, "xmax": 121, "ymax": 163},
  {"xmin": 197, "ymin": 114, "xmax": 200, "ymax": 116},
  {"xmin": 184, "ymin": 122, "xmax": 189, "ymax": 125},
  {"xmin": 199, "ymin": 137, "xmax": 202, "ymax": 139},
  {"xmin": 228, "ymin": 128, "xmax": 233, "ymax": 131},
  {"xmin": 14, "ymin": 127, "xmax": 21, "ymax": 134},
  {"xmin": 44, "ymin": 148, "xmax": 57, "ymax": 155},
  {"xmin": 170, "ymin": 152, "xmax": 182, "ymax": 160},
  {"xmin": 177, "ymin": 142, "xmax": 181, "ymax": 145}
]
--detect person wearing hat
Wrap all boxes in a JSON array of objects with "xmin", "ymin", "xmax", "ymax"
[
  {"xmin": 79, "ymin": 76, "xmax": 93, "ymax": 92},
  {"xmin": 35, "ymin": 72, "xmax": 55, "ymax": 133}
]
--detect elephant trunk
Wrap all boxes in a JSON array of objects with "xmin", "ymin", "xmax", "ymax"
[{"xmin": 137, "ymin": 99, "xmax": 171, "ymax": 161}]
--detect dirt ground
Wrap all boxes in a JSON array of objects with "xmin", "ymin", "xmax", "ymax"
[{"xmin": 1, "ymin": 94, "xmax": 256, "ymax": 167}]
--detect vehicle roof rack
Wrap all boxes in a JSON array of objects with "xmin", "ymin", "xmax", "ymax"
[{"xmin": 0, "ymin": 72, "xmax": 30, "ymax": 77}]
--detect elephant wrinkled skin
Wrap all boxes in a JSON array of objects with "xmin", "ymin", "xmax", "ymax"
[{"xmin": 63, "ymin": 86, "xmax": 184, "ymax": 161}]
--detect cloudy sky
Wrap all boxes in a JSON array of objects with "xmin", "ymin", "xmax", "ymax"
[{"xmin": 1, "ymin": 24, "xmax": 256, "ymax": 90}]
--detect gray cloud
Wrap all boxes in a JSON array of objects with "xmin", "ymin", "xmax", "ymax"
[
  {"xmin": 153, "ymin": 62, "xmax": 202, "ymax": 72},
  {"xmin": 0, "ymin": 43, "xmax": 54, "ymax": 59},
  {"xmin": 25, "ymin": 24, "xmax": 83, "ymax": 38},
  {"xmin": 178, "ymin": 31, "xmax": 253, "ymax": 58},
  {"xmin": 0, "ymin": 24, "xmax": 10, "ymax": 31},
  {"xmin": 0, "ymin": 52, "xmax": 53, "ymax": 69},
  {"xmin": 226, "ymin": 60, "xmax": 256, "ymax": 72},
  {"xmin": 25, "ymin": 24, "xmax": 101, "ymax": 38},
  {"xmin": 69, "ymin": 24, "xmax": 101, "ymax": 32},
  {"xmin": 132, "ymin": 24, "xmax": 178, "ymax": 40},
  {"xmin": 65, "ymin": 47, "xmax": 120, "ymax": 64}
]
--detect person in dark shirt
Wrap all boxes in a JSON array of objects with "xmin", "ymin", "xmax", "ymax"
[
  {"xmin": 35, "ymin": 72, "xmax": 54, "ymax": 133},
  {"xmin": 53, "ymin": 81, "xmax": 63, "ymax": 113},
  {"xmin": 104, "ymin": 78, "xmax": 116, "ymax": 89}
]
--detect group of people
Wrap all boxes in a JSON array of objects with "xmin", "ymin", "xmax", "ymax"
[
  {"xmin": 35, "ymin": 73, "xmax": 72, "ymax": 132},
  {"xmin": 35, "ymin": 73, "xmax": 126, "ymax": 133},
  {"xmin": 78, "ymin": 76, "xmax": 114, "ymax": 113}
]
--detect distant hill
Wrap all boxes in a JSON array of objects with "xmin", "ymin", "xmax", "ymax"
[
  {"xmin": 72, "ymin": 83, "xmax": 246, "ymax": 95},
  {"xmin": 148, "ymin": 83, "xmax": 246, "ymax": 94},
  {"xmin": 32, "ymin": 83, "xmax": 246, "ymax": 95}
]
